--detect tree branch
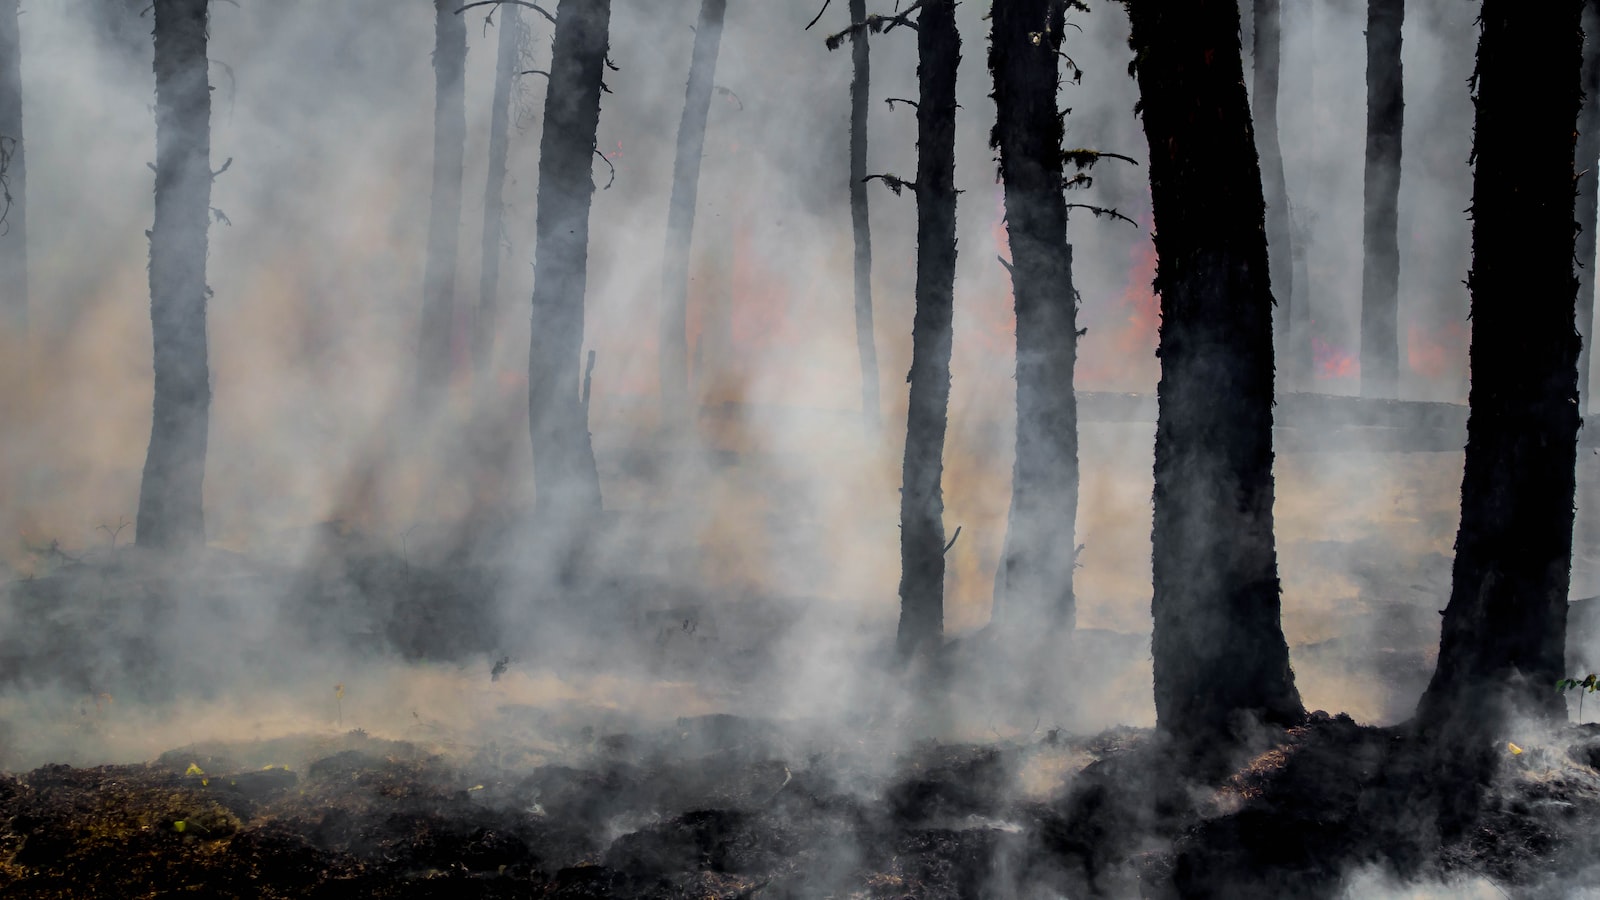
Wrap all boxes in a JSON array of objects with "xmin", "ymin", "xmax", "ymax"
[
  {"xmin": 824, "ymin": 1, "xmax": 926, "ymax": 51},
  {"xmin": 1064, "ymin": 203, "xmax": 1139, "ymax": 227},
  {"xmin": 593, "ymin": 147, "xmax": 616, "ymax": 189},
  {"xmin": 884, "ymin": 97, "xmax": 918, "ymax": 111},
  {"xmin": 805, "ymin": 0, "xmax": 833, "ymax": 31},
  {"xmin": 454, "ymin": 1, "xmax": 555, "ymax": 26},
  {"xmin": 863, "ymin": 173, "xmax": 915, "ymax": 195}
]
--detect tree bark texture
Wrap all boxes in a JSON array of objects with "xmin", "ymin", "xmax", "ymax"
[
  {"xmin": 658, "ymin": 0, "xmax": 727, "ymax": 425},
  {"xmin": 1416, "ymin": 0, "xmax": 1583, "ymax": 734},
  {"xmin": 475, "ymin": 3, "xmax": 524, "ymax": 379},
  {"xmin": 849, "ymin": 0, "xmax": 879, "ymax": 430},
  {"xmin": 990, "ymin": 0, "xmax": 1078, "ymax": 634},
  {"xmin": 136, "ymin": 0, "xmax": 212, "ymax": 551},
  {"xmin": 418, "ymin": 0, "xmax": 467, "ymax": 407},
  {"xmin": 895, "ymin": 0, "xmax": 958, "ymax": 661},
  {"xmin": 1125, "ymin": 0, "xmax": 1304, "ymax": 744},
  {"xmin": 1360, "ymin": 0, "xmax": 1404, "ymax": 399},
  {"xmin": 1576, "ymin": 0, "xmax": 1600, "ymax": 414},
  {"xmin": 1252, "ymin": 0, "xmax": 1293, "ymax": 391},
  {"xmin": 0, "ymin": 0, "xmax": 27, "ymax": 333},
  {"xmin": 528, "ymin": 0, "xmax": 606, "ymax": 521}
]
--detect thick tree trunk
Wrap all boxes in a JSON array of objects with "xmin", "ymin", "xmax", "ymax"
[
  {"xmin": 1252, "ymin": 0, "xmax": 1293, "ymax": 392},
  {"xmin": 1360, "ymin": 0, "xmax": 1404, "ymax": 399},
  {"xmin": 895, "ymin": 0, "xmax": 958, "ymax": 662},
  {"xmin": 0, "ymin": 0, "xmax": 26, "ymax": 333},
  {"xmin": 475, "ymin": 4, "xmax": 524, "ymax": 378},
  {"xmin": 1416, "ymin": 0, "xmax": 1582, "ymax": 736},
  {"xmin": 659, "ymin": 0, "xmax": 728, "ymax": 425},
  {"xmin": 528, "ymin": 0, "xmax": 606, "ymax": 522},
  {"xmin": 418, "ymin": 0, "xmax": 467, "ymax": 408},
  {"xmin": 849, "ymin": 0, "xmax": 879, "ymax": 430},
  {"xmin": 1125, "ymin": 0, "xmax": 1304, "ymax": 747},
  {"xmin": 136, "ymin": 0, "xmax": 212, "ymax": 552},
  {"xmin": 1577, "ymin": 0, "xmax": 1600, "ymax": 414},
  {"xmin": 989, "ymin": 0, "xmax": 1077, "ymax": 634}
]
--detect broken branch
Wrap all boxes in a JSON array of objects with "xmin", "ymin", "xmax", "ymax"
[{"xmin": 454, "ymin": 1, "xmax": 556, "ymax": 26}]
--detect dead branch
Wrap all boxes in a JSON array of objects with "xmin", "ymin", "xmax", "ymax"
[
  {"xmin": 211, "ymin": 157, "xmax": 233, "ymax": 180},
  {"xmin": 1061, "ymin": 148, "xmax": 1139, "ymax": 171},
  {"xmin": 714, "ymin": 85, "xmax": 744, "ymax": 110},
  {"xmin": 518, "ymin": 68, "xmax": 552, "ymax": 79},
  {"xmin": 863, "ymin": 172, "xmax": 915, "ymax": 195},
  {"xmin": 943, "ymin": 525, "xmax": 962, "ymax": 555},
  {"xmin": 996, "ymin": 255, "xmax": 1015, "ymax": 275},
  {"xmin": 582, "ymin": 349, "xmax": 596, "ymax": 409},
  {"xmin": 455, "ymin": 1, "xmax": 556, "ymax": 26},
  {"xmin": 884, "ymin": 97, "xmax": 918, "ymax": 111},
  {"xmin": 824, "ymin": 1, "xmax": 926, "ymax": 51},
  {"xmin": 1064, "ymin": 203, "xmax": 1138, "ymax": 228},
  {"xmin": 805, "ymin": 0, "xmax": 833, "ymax": 30},
  {"xmin": 593, "ymin": 147, "xmax": 616, "ymax": 189}
]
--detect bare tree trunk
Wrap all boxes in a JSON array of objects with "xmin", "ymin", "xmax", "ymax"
[
  {"xmin": 475, "ymin": 4, "xmax": 525, "ymax": 379},
  {"xmin": 1360, "ymin": 0, "xmax": 1404, "ymax": 399},
  {"xmin": 529, "ymin": 0, "xmax": 606, "ymax": 524},
  {"xmin": 1577, "ymin": 0, "xmax": 1600, "ymax": 414},
  {"xmin": 659, "ymin": 0, "xmax": 728, "ymax": 426},
  {"xmin": 1125, "ymin": 0, "xmax": 1304, "ymax": 752},
  {"xmin": 418, "ymin": 0, "xmax": 467, "ymax": 408},
  {"xmin": 989, "ymin": 0, "xmax": 1077, "ymax": 635},
  {"xmin": 895, "ymin": 0, "xmax": 958, "ymax": 662},
  {"xmin": 1252, "ymin": 0, "xmax": 1293, "ymax": 392},
  {"xmin": 849, "ymin": 0, "xmax": 879, "ymax": 430},
  {"xmin": 0, "ymin": 0, "xmax": 26, "ymax": 334},
  {"xmin": 136, "ymin": 0, "xmax": 212, "ymax": 552}
]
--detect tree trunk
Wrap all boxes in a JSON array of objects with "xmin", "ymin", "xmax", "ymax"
[
  {"xmin": 659, "ymin": 0, "xmax": 728, "ymax": 426},
  {"xmin": 1360, "ymin": 0, "xmax": 1404, "ymax": 399},
  {"xmin": 1252, "ymin": 0, "xmax": 1293, "ymax": 392},
  {"xmin": 989, "ymin": 0, "xmax": 1077, "ymax": 635},
  {"xmin": 418, "ymin": 0, "xmax": 467, "ymax": 408},
  {"xmin": 1416, "ymin": 0, "xmax": 1582, "ymax": 737},
  {"xmin": 0, "ymin": 0, "xmax": 26, "ymax": 334},
  {"xmin": 895, "ymin": 0, "xmax": 959, "ymax": 662},
  {"xmin": 1577, "ymin": 0, "xmax": 1600, "ymax": 414},
  {"xmin": 475, "ymin": 3, "xmax": 524, "ymax": 379},
  {"xmin": 849, "ymin": 0, "xmax": 879, "ymax": 430},
  {"xmin": 1125, "ymin": 0, "xmax": 1304, "ymax": 748},
  {"xmin": 529, "ymin": 0, "xmax": 606, "ymax": 523},
  {"xmin": 136, "ymin": 0, "xmax": 212, "ymax": 552}
]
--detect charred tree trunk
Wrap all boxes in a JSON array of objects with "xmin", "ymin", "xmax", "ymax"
[
  {"xmin": 1252, "ymin": 0, "xmax": 1294, "ymax": 391},
  {"xmin": 1577, "ymin": 0, "xmax": 1600, "ymax": 414},
  {"xmin": 1360, "ymin": 0, "xmax": 1404, "ymax": 399},
  {"xmin": 659, "ymin": 0, "xmax": 728, "ymax": 425},
  {"xmin": 136, "ymin": 0, "xmax": 212, "ymax": 551},
  {"xmin": 1416, "ymin": 0, "xmax": 1582, "ymax": 737},
  {"xmin": 1125, "ymin": 0, "xmax": 1304, "ymax": 748},
  {"xmin": 475, "ymin": 4, "xmax": 524, "ymax": 379},
  {"xmin": 990, "ymin": 0, "xmax": 1077, "ymax": 634},
  {"xmin": 0, "ymin": 0, "xmax": 26, "ymax": 333},
  {"xmin": 418, "ymin": 0, "xmax": 467, "ymax": 407},
  {"xmin": 849, "ymin": 0, "xmax": 879, "ymax": 430},
  {"xmin": 528, "ymin": 0, "xmax": 606, "ymax": 522},
  {"xmin": 895, "ymin": 0, "xmax": 959, "ymax": 662}
]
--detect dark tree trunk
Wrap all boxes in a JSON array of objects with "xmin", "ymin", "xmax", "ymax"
[
  {"xmin": 1252, "ymin": 0, "xmax": 1294, "ymax": 391},
  {"xmin": 0, "ymin": 0, "xmax": 26, "ymax": 333},
  {"xmin": 475, "ymin": 3, "xmax": 524, "ymax": 379},
  {"xmin": 659, "ymin": 0, "xmax": 728, "ymax": 425},
  {"xmin": 849, "ymin": 0, "xmax": 879, "ymax": 430},
  {"xmin": 895, "ymin": 0, "xmax": 959, "ymax": 661},
  {"xmin": 989, "ymin": 0, "xmax": 1077, "ymax": 634},
  {"xmin": 1577, "ymin": 0, "xmax": 1600, "ymax": 414},
  {"xmin": 1416, "ymin": 0, "xmax": 1582, "ymax": 737},
  {"xmin": 1125, "ymin": 0, "xmax": 1304, "ymax": 747},
  {"xmin": 528, "ymin": 0, "xmax": 606, "ymax": 521},
  {"xmin": 418, "ymin": 0, "xmax": 467, "ymax": 407},
  {"xmin": 1360, "ymin": 0, "xmax": 1404, "ymax": 399},
  {"xmin": 136, "ymin": 0, "xmax": 212, "ymax": 552}
]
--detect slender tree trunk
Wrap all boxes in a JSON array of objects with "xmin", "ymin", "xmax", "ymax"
[
  {"xmin": 849, "ymin": 0, "xmax": 879, "ymax": 430},
  {"xmin": 418, "ymin": 0, "xmax": 467, "ymax": 408},
  {"xmin": 0, "ymin": 0, "xmax": 26, "ymax": 334},
  {"xmin": 1576, "ymin": 0, "xmax": 1600, "ymax": 414},
  {"xmin": 895, "ymin": 0, "xmax": 959, "ymax": 662},
  {"xmin": 1360, "ymin": 0, "xmax": 1404, "ymax": 399},
  {"xmin": 989, "ymin": 0, "xmax": 1077, "ymax": 634},
  {"xmin": 659, "ymin": 0, "xmax": 728, "ymax": 426},
  {"xmin": 1252, "ymin": 0, "xmax": 1293, "ymax": 392},
  {"xmin": 529, "ymin": 0, "xmax": 606, "ymax": 523},
  {"xmin": 136, "ymin": 0, "xmax": 212, "ymax": 552},
  {"xmin": 1125, "ymin": 0, "xmax": 1304, "ymax": 749},
  {"xmin": 1416, "ymin": 0, "xmax": 1583, "ymax": 737},
  {"xmin": 475, "ymin": 4, "xmax": 524, "ymax": 379}
]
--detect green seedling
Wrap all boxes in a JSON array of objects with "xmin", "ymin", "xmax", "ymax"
[{"xmin": 1557, "ymin": 673, "xmax": 1599, "ymax": 723}]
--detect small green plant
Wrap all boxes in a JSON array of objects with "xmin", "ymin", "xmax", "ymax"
[{"xmin": 1557, "ymin": 673, "xmax": 1599, "ymax": 723}]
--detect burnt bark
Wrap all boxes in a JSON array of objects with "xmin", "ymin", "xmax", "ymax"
[
  {"xmin": 1577, "ymin": 0, "xmax": 1600, "ymax": 414},
  {"xmin": 0, "ymin": 0, "xmax": 26, "ymax": 333},
  {"xmin": 418, "ymin": 0, "xmax": 467, "ymax": 407},
  {"xmin": 528, "ymin": 0, "xmax": 606, "ymax": 522},
  {"xmin": 849, "ymin": 0, "xmax": 879, "ymax": 430},
  {"xmin": 136, "ymin": 0, "xmax": 212, "ymax": 551},
  {"xmin": 895, "ymin": 0, "xmax": 958, "ymax": 662},
  {"xmin": 1252, "ymin": 0, "xmax": 1295, "ymax": 391},
  {"xmin": 1124, "ymin": 0, "xmax": 1304, "ymax": 746},
  {"xmin": 475, "ymin": 3, "xmax": 525, "ymax": 379},
  {"xmin": 989, "ymin": 0, "xmax": 1077, "ymax": 634},
  {"xmin": 659, "ymin": 0, "xmax": 728, "ymax": 425},
  {"xmin": 1416, "ymin": 1, "xmax": 1583, "ymax": 737},
  {"xmin": 1360, "ymin": 0, "xmax": 1404, "ymax": 399}
]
